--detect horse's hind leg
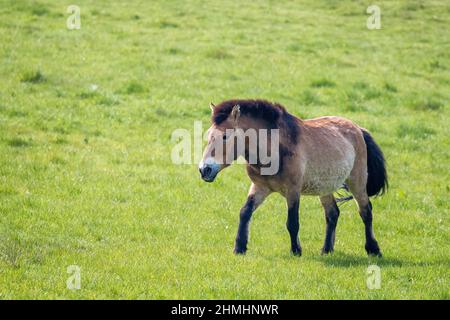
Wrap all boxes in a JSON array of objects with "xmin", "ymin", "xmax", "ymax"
[
  {"xmin": 320, "ymin": 194, "xmax": 340, "ymax": 255},
  {"xmin": 358, "ymin": 200, "xmax": 382, "ymax": 257},
  {"xmin": 347, "ymin": 178, "xmax": 382, "ymax": 257}
]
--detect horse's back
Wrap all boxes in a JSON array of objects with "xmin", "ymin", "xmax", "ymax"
[
  {"xmin": 302, "ymin": 116, "xmax": 363, "ymax": 145},
  {"xmin": 303, "ymin": 115, "xmax": 359, "ymax": 130}
]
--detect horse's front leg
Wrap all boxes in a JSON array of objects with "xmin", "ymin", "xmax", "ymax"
[
  {"xmin": 286, "ymin": 192, "xmax": 302, "ymax": 256},
  {"xmin": 234, "ymin": 183, "xmax": 269, "ymax": 254}
]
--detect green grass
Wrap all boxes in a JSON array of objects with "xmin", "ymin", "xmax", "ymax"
[{"xmin": 0, "ymin": 0, "xmax": 449, "ymax": 299}]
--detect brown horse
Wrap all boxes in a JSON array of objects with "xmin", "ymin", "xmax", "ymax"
[{"xmin": 199, "ymin": 99, "xmax": 387, "ymax": 257}]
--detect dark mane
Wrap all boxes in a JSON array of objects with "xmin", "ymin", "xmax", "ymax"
[
  {"xmin": 212, "ymin": 99, "xmax": 284, "ymax": 125},
  {"xmin": 212, "ymin": 99, "xmax": 300, "ymax": 144}
]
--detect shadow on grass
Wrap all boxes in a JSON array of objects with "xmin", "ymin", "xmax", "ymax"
[
  {"xmin": 312, "ymin": 251, "xmax": 448, "ymax": 268},
  {"xmin": 312, "ymin": 252, "xmax": 402, "ymax": 268}
]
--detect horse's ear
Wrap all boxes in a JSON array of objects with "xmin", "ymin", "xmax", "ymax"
[
  {"xmin": 209, "ymin": 102, "xmax": 216, "ymax": 112},
  {"xmin": 231, "ymin": 104, "xmax": 241, "ymax": 123}
]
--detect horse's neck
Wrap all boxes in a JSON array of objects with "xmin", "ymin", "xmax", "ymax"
[{"xmin": 239, "ymin": 125, "xmax": 275, "ymax": 167}]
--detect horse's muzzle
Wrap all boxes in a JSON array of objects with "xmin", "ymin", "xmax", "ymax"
[{"xmin": 199, "ymin": 165, "xmax": 218, "ymax": 182}]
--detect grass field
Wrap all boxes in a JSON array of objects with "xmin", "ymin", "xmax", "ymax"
[{"xmin": 0, "ymin": 0, "xmax": 449, "ymax": 299}]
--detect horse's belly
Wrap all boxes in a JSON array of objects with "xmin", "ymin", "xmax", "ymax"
[{"xmin": 301, "ymin": 157, "xmax": 354, "ymax": 196}]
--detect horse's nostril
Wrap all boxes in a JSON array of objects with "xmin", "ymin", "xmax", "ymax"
[{"xmin": 203, "ymin": 166, "xmax": 212, "ymax": 177}]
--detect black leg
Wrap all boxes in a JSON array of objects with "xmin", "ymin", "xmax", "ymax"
[
  {"xmin": 359, "ymin": 201, "xmax": 382, "ymax": 257},
  {"xmin": 321, "ymin": 197, "xmax": 340, "ymax": 254},
  {"xmin": 286, "ymin": 195, "xmax": 301, "ymax": 256},
  {"xmin": 234, "ymin": 196, "xmax": 255, "ymax": 254},
  {"xmin": 233, "ymin": 184, "xmax": 269, "ymax": 255}
]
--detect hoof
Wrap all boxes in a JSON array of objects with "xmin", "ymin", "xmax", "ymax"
[
  {"xmin": 321, "ymin": 248, "xmax": 334, "ymax": 255},
  {"xmin": 234, "ymin": 247, "xmax": 247, "ymax": 255},
  {"xmin": 291, "ymin": 247, "xmax": 302, "ymax": 257},
  {"xmin": 366, "ymin": 242, "xmax": 382, "ymax": 257},
  {"xmin": 367, "ymin": 251, "xmax": 383, "ymax": 258}
]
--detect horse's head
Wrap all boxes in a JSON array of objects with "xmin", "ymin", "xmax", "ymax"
[{"xmin": 199, "ymin": 103, "xmax": 242, "ymax": 182}]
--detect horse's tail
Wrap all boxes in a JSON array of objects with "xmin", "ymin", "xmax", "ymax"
[
  {"xmin": 361, "ymin": 128, "xmax": 388, "ymax": 197},
  {"xmin": 336, "ymin": 128, "xmax": 388, "ymax": 204}
]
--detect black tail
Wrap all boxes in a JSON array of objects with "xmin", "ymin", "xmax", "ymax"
[{"xmin": 361, "ymin": 128, "xmax": 388, "ymax": 197}]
